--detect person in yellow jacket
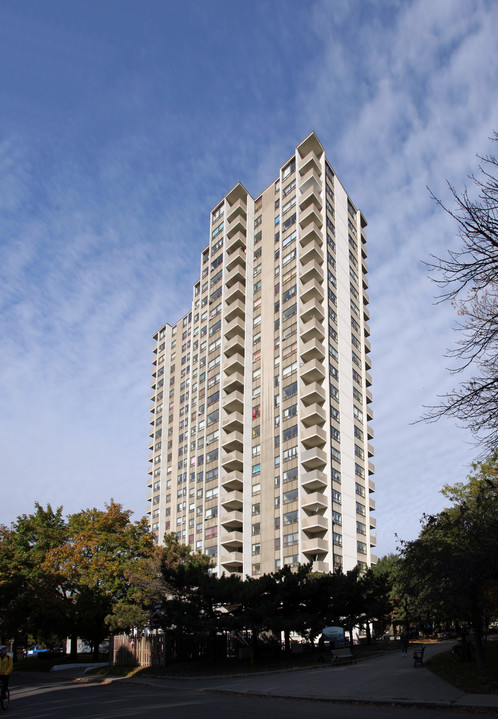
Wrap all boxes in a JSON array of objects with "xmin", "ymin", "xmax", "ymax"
[{"xmin": 0, "ymin": 646, "xmax": 13, "ymax": 699}]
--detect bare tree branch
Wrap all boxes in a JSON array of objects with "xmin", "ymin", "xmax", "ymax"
[{"xmin": 421, "ymin": 132, "xmax": 498, "ymax": 453}]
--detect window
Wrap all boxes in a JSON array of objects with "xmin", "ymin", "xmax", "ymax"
[
  {"xmin": 283, "ymin": 531, "xmax": 298, "ymax": 547},
  {"xmin": 282, "ymin": 424, "xmax": 298, "ymax": 442},
  {"xmin": 283, "ymin": 466, "xmax": 298, "ymax": 483},
  {"xmin": 282, "ymin": 403, "xmax": 297, "ymax": 420},
  {"xmin": 283, "ymin": 445, "xmax": 298, "ymax": 462},
  {"xmin": 283, "ymin": 488, "xmax": 298, "ymax": 504},
  {"xmin": 355, "ymin": 482, "xmax": 365, "ymax": 497},
  {"xmin": 282, "ymin": 159, "xmax": 295, "ymax": 179}
]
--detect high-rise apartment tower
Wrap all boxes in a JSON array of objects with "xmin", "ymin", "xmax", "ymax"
[{"xmin": 148, "ymin": 132, "xmax": 376, "ymax": 576}]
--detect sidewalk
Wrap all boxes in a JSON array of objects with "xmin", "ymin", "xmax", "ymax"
[{"xmin": 123, "ymin": 641, "xmax": 498, "ymax": 711}]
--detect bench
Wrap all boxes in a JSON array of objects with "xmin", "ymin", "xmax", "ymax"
[
  {"xmin": 331, "ymin": 648, "xmax": 357, "ymax": 666},
  {"xmin": 413, "ymin": 646, "xmax": 425, "ymax": 667}
]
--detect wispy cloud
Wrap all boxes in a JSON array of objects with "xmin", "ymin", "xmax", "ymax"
[{"xmin": 0, "ymin": 0, "xmax": 496, "ymax": 556}]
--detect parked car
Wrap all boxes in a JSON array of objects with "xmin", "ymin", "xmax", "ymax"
[{"xmin": 27, "ymin": 645, "xmax": 50, "ymax": 656}]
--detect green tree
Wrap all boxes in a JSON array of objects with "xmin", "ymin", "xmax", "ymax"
[
  {"xmin": 399, "ymin": 451, "xmax": 498, "ymax": 668},
  {"xmin": 0, "ymin": 504, "xmax": 70, "ymax": 647},
  {"xmin": 44, "ymin": 500, "xmax": 154, "ymax": 659}
]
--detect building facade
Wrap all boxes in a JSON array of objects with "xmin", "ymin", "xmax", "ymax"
[{"xmin": 147, "ymin": 132, "xmax": 376, "ymax": 576}]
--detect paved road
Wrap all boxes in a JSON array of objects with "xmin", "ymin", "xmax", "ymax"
[
  {"xmin": 9, "ymin": 673, "xmax": 497, "ymax": 719},
  {"xmin": 9, "ymin": 641, "xmax": 498, "ymax": 717}
]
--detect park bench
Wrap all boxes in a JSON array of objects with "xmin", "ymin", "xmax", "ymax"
[
  {"xmin": 331, "ymin": 647, "xmax": 357, "ymax": 666},
  {"xmin": 413, "ymin": 645, "xmax": 425, "ymax": 667}
]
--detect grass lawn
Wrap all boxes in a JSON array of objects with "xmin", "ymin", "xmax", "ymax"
[
  {"xmin": 427, "ymin": 641, "xmax": 498, "ymax": 694},
  {"xmin": 89, "ymin": 640, "xmax": 402, "ymax": 679}
]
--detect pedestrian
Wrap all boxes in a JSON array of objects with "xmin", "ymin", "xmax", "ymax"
[
  {"xmin": 0, "ymin": 645, "xmax": 13, "ymax": 700},
  {"xmin": 400, "ymin": 629, "xmax": 409, "ymax": 657}
]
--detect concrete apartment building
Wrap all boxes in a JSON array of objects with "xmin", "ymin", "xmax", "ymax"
[{"xmin": 147, "ymin": 132, "xmax": 376, "ymax": 577}]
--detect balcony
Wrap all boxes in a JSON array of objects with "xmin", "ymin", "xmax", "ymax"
[
  {"xmin": 301, "ymin": 469, "xmax": 327, "ymax": 492},
  {"xmin": 224, "ymin": 354, "xmax": 244, "ymax": 376},
  {"xmin": 369, "ymin": 478, "xmax": 376, "ymax": 493},
  {"xmin": 222, "ymin": 410, "xmax": 244, "ymax": 433},
  {"xmin": 300, "ymin": 316, "xmax": 325, "ymax": 343},
  {"xmin": 220, "ymin": 551, "xmax": 243, "ymax": 569},
  {"xmin": 221, "ymin": 529, "xmax": 243, "ymax": 549},
  {"xmin": 224, "ymin": 370, "xmax": 244, "ymax": 393},
  {"xmin": 300, "ymin": 234, "xmax": 324, "ymax": 265},
  {"xmin": 300, "ymin": 205, "xmax": 323, "ymax": 231},
  {"xmin": 300, "ymin": 277, "xmax": 324, "ymax": 305},
  {"xmin": 366, "ymin": 388, "xmax": 373, "ymax": 404},
  {"xmin": 311, "ymin": 560, "xmax": 329, "ymax": 574},
  {"xmin": 300, "ymin": 257, "xmax": 323, "ymax": 285},
  {"xmin": 226, "ymin": 197, "xmax": 247, "ymax": 223},
  {"xmin": 366, "ymin": 405, "xmax": 373, "ymax": 422},
  {"xmin": 368, "ymin": 461, "xmax": 375, "ymax": 476},
  {"xmin": 368, "ymin": 442, "xmax": 374, "ymax": 458},
  {"xmin": 302, "ymin": 514, "xmax": 328, "ymax": 534},
  {"xmin": 369, "ymin": 516, "xmax": 376, "ymax": 530},
  {"xmin": 299, "ymin": 151, "xmax": 322, "ymax": 179},
  {"xmin": 224, "ymin": 298, "xmax": 245, "ymax": 324},
  {"xmin": 369, "ymin": 497, "xmax": 376, "ymax": 512},
  {"xmin": 223, "ymin": 390, "xmax": 244, "ymax": 413},
  {"xmin": 300, "ymin": 297, "xmax": 324, "ymax": 323},
  {"xmin": 367, "ymin": 424, "xmax": 374, "ymax": 440},
  {"xmin": 225, "ymin": 246, "xmax": 246, "ymax": 273},
  {"xmin": 224, "ymin": 317, "xmax": 245, "ymax": 340},
  {"xmin": 221, "ymin": 489, "xmax": 243, "ymax": 511},
  {"xmin": 225, "ymin": 280, "xmax": 245, "ymax": 305},
  {"xmin": 300, "ymin": 381, "xmax": 325, "ymax": 406},
  {"xmin": 221, "ymin": 509, "xmax": 243, "ymax": 529},
  {"xmin": 299, "ymin": 186, "xmax": 322, "ymax": 213},
  {"xmin": 365, "ymin": 371, "xmax": 372, "ymax": 387},
  {"xmin": 226, "ymin": 216, "xmax": 246, "ymax": 239},
  {"xmin": 300, "ymin": 338, "xmax": 325, "ymax": 364},
  {"xmin": 301, "ymin": 424, "xmax": 327, "ymax": 449},
  {"xmin": 222, "ymin": 429, "xmax": 243, "ymax": 453},
  {"xmin": 226, "ymin": 229, "xmax": 246, "ymax": 254},
  {"xmin": 299, "ymin": 166, "xmax": 322, "ymax": 195},
  {"xmin": 363, "ymin": 305, "xmax": 370, "ymax": 321},
  {"xmin": 299, "ymin": 220, "xmax": 322, "ymax": 248},
  {"xmin": 222, "ymin": 449, "xmax": 243, "ymax": 472},
  {"xmin": 224, "ymin": 333, "xmax": 245, "ymax": 358},
  {"xmin": 302, "ymin": 537, "xmax": 328, "ymax": 556},
  {"xmin": 225, "ymin": 264, "xmax": 246, "ymax": 289},
  {"xmin": 301, "ymin": 447, "xmax": 327, "ymax": 471},
  {"xmin": 301, "ymin": 491, "xmax": 327, "ymax": 512},
  {"xmin": 300, "ymin": 402, "xmax": 326, "ymax": 427},
  {"xmin": 300, "ymin": 358, "xmax": 326, "ymax": 383},
  {"xmin": 221, "ymin": 471, "xmax": 243, "ymax": 491},
  {"xmin": 369, "ymin": 535, "xmax": 377, "ymax": 547}
]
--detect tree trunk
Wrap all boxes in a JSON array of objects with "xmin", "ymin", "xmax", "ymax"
[
  {"xmin": 70, "ymin": 634, "xmax": 78, "ymax": 659},
  {"xmin": 472, "ymin": 614, "xmax": 485, "ymax": 670},
  {"xmin": 365, "ymin": 621, "xmax": 372, "ymax": 645}
]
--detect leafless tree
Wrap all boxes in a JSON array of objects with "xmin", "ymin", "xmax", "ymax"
[{"xmin": 423, "ymin": 132, "xmax": 498, "ymax": 453}]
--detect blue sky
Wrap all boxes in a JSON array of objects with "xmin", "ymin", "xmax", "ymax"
[{"xmin": 1, "ymin": 0, "xmax": 497, "ymax": 556}]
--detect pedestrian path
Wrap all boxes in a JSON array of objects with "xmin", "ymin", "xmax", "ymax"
[{"xmin": 127, "ymin": 641, "xmax": 498, "ymax": 711}]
